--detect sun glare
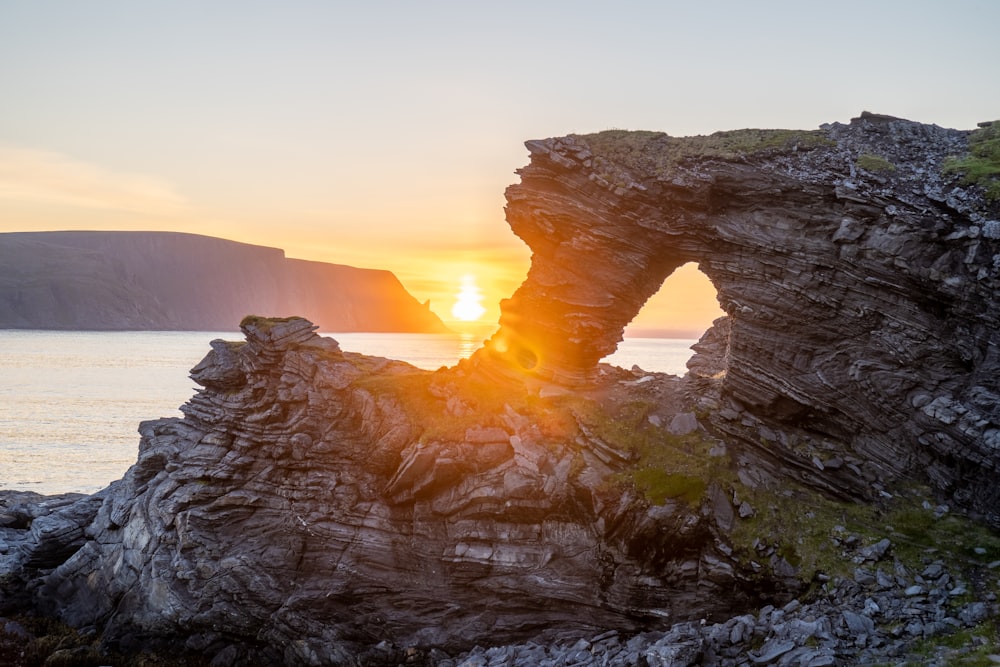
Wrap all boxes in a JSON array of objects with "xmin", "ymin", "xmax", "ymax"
[{"xmin": 451, "ymin": 274, "xmax": 487, "ymax": 322}]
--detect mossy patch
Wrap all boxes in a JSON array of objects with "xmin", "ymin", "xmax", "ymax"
[
  {"xmin": 631, "ymin": 469, "xmax": 707, "ymax": 505},
  {"xmin": 730, "ymin": 484, "xmax": 875, "ymax": 583},
  {"xmin": 944, "ymin": 120, "xmax": 1000, "ymax": 201},
  {"xmin": 239, "ymin": 314, "xmax": 302, "ymax": 330},
  {"xmin": 856, "ymin": 153, "xmax": 897, "ymax": 173},
  {"xmin": 882, "ymin": 499, "xmax": 1000, "ymax": 567},
  {"xmin": 730, "ymin": 481, "xmax": 1000, "ymax": 587},
  {"xmin": 576, "ymin": 127, "xmax": 834, "ymax": 180},
  {"xmin": 569, "ymin": 398, "xmax": 729, "ymax": 507},
  {"xmin": 908, "ymin": 622, "xmax": 1000, "ymax": 666}
]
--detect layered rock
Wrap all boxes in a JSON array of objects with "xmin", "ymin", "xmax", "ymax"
[
  {"xmin": 477, "ymin": 112, "xmax": 1000, "ymax": 525},
  {"xmin": 1, "ymin": 317, "xmax": 772, "ymax": 664},
  {"xmin": 2, "ymin": 114, "xmax": 1000, "ymax": 665}
]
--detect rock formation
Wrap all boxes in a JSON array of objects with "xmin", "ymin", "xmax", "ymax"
[
  {"xmin": 0, "ymin": 231, "xmax": 448, "ymax": 333},
  {"xmin": 3, "ymin": 316, "xmax": 771, "ymax": 664},
  {"xmin": 479, "ymin": 112, "xmax": 1000, "ymax": 525},
  {"xmin": 2, "ymin": 114, "xmax": 999, "ymax": 665}
]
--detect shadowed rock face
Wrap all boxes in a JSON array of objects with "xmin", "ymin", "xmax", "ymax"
[
  {"xmin": 2, "ymin": 115, "xmax": 999, "ymax": 664},
  {"xmin": 479, "ymin": 113, "xmax": 1000, "ymax": 525},
  {"xmin": 6, "ymin": 317, "xmax": 766, "ymax": 663}
]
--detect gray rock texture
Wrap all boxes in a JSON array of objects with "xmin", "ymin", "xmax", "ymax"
[
  {"xmin": 2, "ymin": 114, "xmax": 1000, "ymax": 665},
  {"xmin": 477, "ymin": 112, "xmax": 1000, "ymax": 526},
  {"xmin": 1, "ymin": 317, "xmax": 774, "ymax": 663}
]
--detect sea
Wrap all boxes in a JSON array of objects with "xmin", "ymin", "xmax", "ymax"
[{"xmin": 0, "ymin": 330, "xmax": 697, "ymax": 495}]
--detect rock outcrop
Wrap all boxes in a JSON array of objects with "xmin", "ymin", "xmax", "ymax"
[
  {"xmin": 0, "ymin": 231, "xmax": 448, "ymax": 333},
  {"xmin": 2, "ymin": 317, "xmax": 772, "ymax": 664},
  {"xmin": 478, "ymin": 112, "xmax": 1000, "ymax": 525},
  {"xmin": 2, "ymin": 114, "xmax": 1000, "ymax": 665}
]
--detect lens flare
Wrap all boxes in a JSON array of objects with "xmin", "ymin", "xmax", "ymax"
[{"xmin": 451, "ymin": 274, "xmax": 487, "ymax": 322}]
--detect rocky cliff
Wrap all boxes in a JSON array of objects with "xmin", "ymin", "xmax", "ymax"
[
  {"xmin": 2, "ymin": 114, "xmax": 1000, "ymax": 666},
  {"xmin": 0, "ymin": 231, "xmax": 448, "ymax": 333},
  {"xmin": 479, "ymin": 112, "xmax": 1000, "ymax": 525}
]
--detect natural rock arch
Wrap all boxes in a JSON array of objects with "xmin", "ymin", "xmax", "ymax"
[
  {"xmin": 2, "ymin": 116, "xmax": 999, "ymax": 665},
  {"xmin": 619, "ymin": 262, "xmax": 721, "ymax": 340},
  {"xmin": 474, "ymin": 114, "xmax": 1000, "ymax": 522}
]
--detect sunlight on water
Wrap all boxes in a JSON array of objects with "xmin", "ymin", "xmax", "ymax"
[
  {"xmin": 0, "ymin": 331, "xmax": 232, "ymax": 495},
  {"xmin": 0, "ymin": 330, "xmax": 697, "ymax": 494},
  {"xmin": 602, "ymin": 338, "xmax": 697, "ymax": 376},
  {"xmin": 329, "ymin": 332, "xmax": 488, "ymax": 370}
]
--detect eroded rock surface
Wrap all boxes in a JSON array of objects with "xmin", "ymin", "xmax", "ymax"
[
  {"xmin": 2, "ymin": 317, "xmax": 773, "ymax": 663},
  {"xmin": 478, "ymin": 112, "xmax": 1000, "ymax": 525},
  {"xmin": 2, "ymin": 114, "xmax": 1000, "ymax": 665}
]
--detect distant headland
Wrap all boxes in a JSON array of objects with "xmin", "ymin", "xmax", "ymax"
[{"xmin": 0, "ymin": 230, "xmax": 449, "ymax": 333}]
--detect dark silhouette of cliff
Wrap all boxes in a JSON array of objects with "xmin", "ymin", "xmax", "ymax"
[{"xmin": 0, "ymin": 231, "xmax": 449, "ymax": 332}]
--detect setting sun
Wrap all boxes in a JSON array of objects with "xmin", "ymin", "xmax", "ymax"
[{"xmin": 451, "ymin": 274, "xmax": 487, "ymax": 322}]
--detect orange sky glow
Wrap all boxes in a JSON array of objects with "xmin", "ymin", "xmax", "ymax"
[{"xmin": 2, "ymin": 2, "xmax": 996, "ymax": 338}]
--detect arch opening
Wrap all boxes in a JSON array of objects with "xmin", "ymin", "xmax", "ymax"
[{"xmin": 601, "ymin": 262, "xmax": 724, "ymax": 375}]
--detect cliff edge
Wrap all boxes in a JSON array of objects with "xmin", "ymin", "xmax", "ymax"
[{"xmin": 0, "ymin": 231, "xmax": 449, "ymax": 333}]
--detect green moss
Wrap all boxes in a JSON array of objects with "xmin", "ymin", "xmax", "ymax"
[
  {"xmin": 856, "ymin": 153, "xmax": 897, "ymax": 173},
  {"xmin": 632, "ymin": 469, "xmax": 707, "ymax": 505},
  {"xmin": 730, "ymin": 481, "xmax": 1000, "ymax": 588},
  {"xmin": 355, "ymin": 369, "xmax": 578, "ymax": 444},
  {"xmin": 238, "ymin": 314, "xmax": 301, "ymax": 330},
  {"xmin": 730, "ymin": 485, "xmax": 876, "ymax": 583},
  {"xmin": 569, "ymin": 398, "xmax": 729, "ymax": 507},
  {"xmin": 353, "ymin": 371, "xmax": 474, "ymax": 442},
  {"xmin": 579, "ymin": 399, "xmax": 657, "ymax": 451},
  {"xmin": 907, "ymin": 622, "xmax": 1000, "ymax": 666},
  {"xmin": 576, "ymin": 127, "xmax": 834, "ymax": 180},
  {"xmin": 883, "ymin": 501, "xmax": 1000, "ymax": 567},
  {"xmin": 944, "ymin": 120, "xmax": 1000, "ymax": 201}
]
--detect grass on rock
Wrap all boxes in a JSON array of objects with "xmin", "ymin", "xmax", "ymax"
[
  {"xmin": 567, "ymin": 398, "xmax": 728, "ymax": 507},
  {"xmin": 576, "ymin": 128, "xmax": 834, "ymax": 180},
  {"xmin": 856, "ymin": 153, "xmax": 897, "ymax": 173},
  {"xmin": 944, "ymin": 120, "xmax": 1000, "ymax": 201}
]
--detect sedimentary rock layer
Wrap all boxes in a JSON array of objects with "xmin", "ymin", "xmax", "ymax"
[
  {"xmin": 479, "ymin": 113, "xmax": 1000, "ymax": 525},
  {"xmin": 2, "ymin": 114, "xmax": 999, "ymax": 665},
  {"xmin": 1, "ymin": 317, "xmax": 766, "ymax": 663}
]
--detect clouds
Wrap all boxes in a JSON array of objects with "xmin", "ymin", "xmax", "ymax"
[{"xmin": 0, "ymin": 147, "xmax": 187, "ymax": 215}]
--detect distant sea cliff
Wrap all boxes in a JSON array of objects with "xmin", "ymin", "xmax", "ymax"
[{"xmin": 0, "ymin": 231, "xmax": 449, "ymax": 332}]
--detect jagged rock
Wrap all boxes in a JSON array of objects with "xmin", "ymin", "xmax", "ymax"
[
  {"xmin": 857, "ymin": 538, "xmax": 893, "ymax": 563},
  {"xmin": 668, "ymin": 412, "xmax": 700, "ymax": 436},
  {"xmin": 3, "ymin": 114, "xmax": 1000, "ymax": 665},
  {"xmin": 0, "ymin": 316, "xmax": 773, "ymax": 663},
  {"xmin": 474, "ymin": 112, "xmax": 1000, "ymax": 525}
]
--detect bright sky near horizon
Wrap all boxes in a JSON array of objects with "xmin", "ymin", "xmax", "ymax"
[{"xmin": 2, "ymin": 1, "xmax": 998, "ymax": 335}]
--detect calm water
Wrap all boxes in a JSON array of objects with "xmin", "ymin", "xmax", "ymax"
[{"xmin": 0, "ymin": 330, "xmax": 696, "ymax": 494}]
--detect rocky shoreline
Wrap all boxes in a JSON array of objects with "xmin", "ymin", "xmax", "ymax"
[
  {"xmin": 2, "ymin": 114, "xmax": 999, "ymax": 665},
  {"xmin": 0, "ymin": 492, "xmax": 1000, "ymax": 667},
  {"xmin": 448, "ymin": 547, "xmax": 1000, "ymax": 666},
  {"xmin": 3, "ymin": 485, "xmax": 1000, "ymax": 665}
]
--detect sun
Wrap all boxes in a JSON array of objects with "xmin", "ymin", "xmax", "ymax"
[{"xmin": 451, "ymin": 274, "xmax": 487, "ymax": 322}]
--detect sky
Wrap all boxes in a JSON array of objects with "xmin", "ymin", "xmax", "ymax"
[{"xmin": 2, "ymin": 1, "xmax": 998, "ymax": 336}]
